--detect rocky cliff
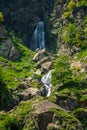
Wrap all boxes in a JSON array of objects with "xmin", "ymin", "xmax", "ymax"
[{"xmin": 0, "ymin": 0, "xmax": 87, "ymax": 130}]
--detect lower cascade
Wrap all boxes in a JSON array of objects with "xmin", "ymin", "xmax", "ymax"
[
  {"xmin": 30, "ymin": 21, "xmax": 45, "ymax": 51},
  {"xmin": 41, "ymin": 71, "xmax": 52, "ymax": 97}
]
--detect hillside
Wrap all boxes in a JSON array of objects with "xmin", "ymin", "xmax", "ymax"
[{"xmin": 0, "ymin": 0, "xmax": 87, "ymax": 130}]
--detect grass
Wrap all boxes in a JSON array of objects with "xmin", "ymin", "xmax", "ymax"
[
  {"xmin": 77, "ymin": 49, "xmax": 87, "ymax": 62},
  {"xmin": 0, "ymin": 30, "xmax": 35, "ymax": 89}
]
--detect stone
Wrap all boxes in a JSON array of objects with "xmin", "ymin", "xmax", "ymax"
[
  {"xmin": 0, "ymin": 26, "xmax": 20, "ymax": 60},
  {"xmin": 33, "ymin": 49, "xmax": 49, "ymax": 62},
  {"xmin": 34, "ymin": 100, "xmax": 59, "ymax": 114},
  {"xmin": 35, "ymin": 69, "xmax": 42, "ymax": 75},
  {"xmin": 9, "ymin": 45, "xmax": 20, "ymax": 61},
  {"xmin": 35, "ymin": 56, "xmax": 51, "ymax": 68},
  {"xmin": 47, "ymin": 123, "xmax": 61, "ymax": 130},
  {"xmin": 56, "ymin": 94, "xmax": 78, "ymax": 110},
  {"xmin": 16, "ymin": 82, "xmax": 30, "ymax": 90},
  {"xmin": 70, "ymin": 61, "xmax": 82, "ymax": 72},
  {"xmin": 41, "ymin": 61, "xmax": 53, "ymax": 73},
  {"xmin": 17, "ymin": 88, "xmax": 40, "ymax": 101}
]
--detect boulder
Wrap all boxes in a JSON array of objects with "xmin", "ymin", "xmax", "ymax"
[
  {"xmin": 35, "ymin": 56, "xmax": 51, "ymax": 68},
  {"xmin": 56, "ymin": 94, "xmax": 78, "ymax": 110},
  {"xmin": 33, "ymin": 49, "xmax": 49, "ymax": 62},
  {"xmin": 47, "ymin": 123, "xmax": 61, "ymax": 130},
  {"xmin": 41, "ymin": 61, "xmax": 53, "ymax": 73},
  {"xmin": 17, "ymin": 88, "xmax": 40, "ymax": 101},
  {"xmin": 0, "ymin": 26, "xmax": 20, "ymax": 60},
  {"xmin": 16, "ymin": 82, "xmax": 30, "ymax": 90},
  {"xmin": 9, "ymin": 45, "xmax": 20, "ymax": 61},
  {"xmin": 29, "ymin": 100, "xmax": 83, "ymax": 130},
  {"xmin": 35, "ymin": 69, "xmax": 42, "ymax": 75}
]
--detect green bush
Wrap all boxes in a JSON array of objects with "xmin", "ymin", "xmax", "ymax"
[
  {"xmin": 63, "ymin": 23, "xmax": 83, "ymax": 47},
  {"xmin": 0, "ymin": 12, "xmax": 4, "ymax": 23},
  {"xmin": 0, "ymin": 67, "xmax": 10, "ymax": 110},
  {"xmin": 67, "ymin": 0, "xmax": 75, "ymax": 11},
  {"xmin": 51, "ymin": 56, "xmax": 72, "ymax": 85}
]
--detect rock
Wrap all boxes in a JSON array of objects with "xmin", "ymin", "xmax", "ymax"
[
  {"xmin": 40, "ymin": 86, "xmax": 47, "ymax": 96},
  {"xmin": 72, "ymin": 46, "xmax": 81, "ymax": 53},
  {"xmin": 17, "ymin": 88, "xmax": 40, "ymax": 101},
  {"xmin": 30, "ymin": 100, "xmax": 83, "ymax": 130},
  {"xmin": 35, "ymin": 56, "xmax": 51, "ymax": 68},
  {"xmin": 84, "ymin": 56, "xmax": 87, "ymax": 61},
  {"xmin": 16, "ymin": 82, "xmax": 30, "ymax": 90},
  {"xmin": 34, "ymin": 100, "xmax": 59, "ymax": 114},
  {"xmin": 70, "ymin": 61, "xmax": 82, "ymax": 70},
  {"xmin": 25, "ymin": 77, "xmax": 33, "ymax": 84},
  {"xmin": 41, "ymin": 61, "xmax": 53, "ymax": 73},
  {"xmin": 70, "ymin": 61, "xmax": 86, "ymax": 73},
  {"xmin": 33, "ymin": 49, "xmax": 49, "ymax": 62},
  {"xmin": 56, "ymin": 94, "xmax": 78, "ymax": 110},
  {"xmin": 9, "ymin": 45, "xmax": 20, "ymax": 61},
  {"xmin": 47, "ymin": 123, "xmax": 61, "ymax": 130},
  {"xmin": 0, "ymin": 26, "xmax": 20, "ymax": 60},
  {"xmin": 35, "ymin": 69, "xmax": 42, "ymax": 75}
]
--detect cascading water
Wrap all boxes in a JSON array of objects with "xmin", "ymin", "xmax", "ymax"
[
  {"xmin": 41, "ymin": 71, "xmax": 52, "ymax": 97},
  {"xmin": 30, "ymin": 21, "xmax": 45, "ymax": 51}
]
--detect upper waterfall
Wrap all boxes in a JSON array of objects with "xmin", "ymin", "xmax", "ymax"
[{"xmin": 30, "ymin": 21, "xmax": 45, "ymax": 51}]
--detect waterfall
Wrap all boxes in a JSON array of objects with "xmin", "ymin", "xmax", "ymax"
[
  {"xmin": 30, "ymin": 21, "xmax": 45, "ymax": 51},
  {"xmin": 41, "ymin": 71, "xmax": 52, "ymax": 97}
]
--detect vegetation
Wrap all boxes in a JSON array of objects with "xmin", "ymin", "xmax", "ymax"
[
  {"xmin": 0, "ymin": 12, "xmax": 4, "ymax": 23},
  {"xmin": 0, "ymin": 67, "xmax": 10, "ymax": 110},
  {"xmin": 0, "ymin": 29, "xmax": 35, "ymax": 89},
  {"xmin": 0, "ymin": 0, "xmax": 87, "ymax": 129},
  {"xmin": 51, "ymin": 56, "xmax": 72, "ymax": 85}
]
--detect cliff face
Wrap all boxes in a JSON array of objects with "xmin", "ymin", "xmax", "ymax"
[
  {"xmin": 0, "ymin": 0, "xmax": 55, "ymax": 47},
  {"xmin": 0, "ymin": 0, "xmax": 87, "ymax": 51}
]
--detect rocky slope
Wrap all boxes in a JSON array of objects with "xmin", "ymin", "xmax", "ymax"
[{"xmin": 0, "ymin": 0, "xmax": 87, "ymax": 130}]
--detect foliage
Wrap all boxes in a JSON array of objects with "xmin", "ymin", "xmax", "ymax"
[
  {"xmin": 67, "ymin": 0, "xmax": 75, "ymax": 11},
  {"xmin": 63, "ymin": 23, "xmax": 84, "ymax": 47},
  {"xmin": 51, "ymin": 56, "xmax": 72, "ymax": 85},
  {"xmin": 0, "ymin": 29, "xmax": 35, "ymax": 89},
  {"xmin": 0, "ymin": 101, "xmax": 32, "ymax": 130},
  {"xmin": 0, "ymin": 12, "xmax": 4, "ymax": 22},
  {"xmin": 0, "ymin": 66, "xmax": 10, "ymax": 110},
  {"xmin": 76, "ymin": 0, "xmax": 87, "ymax": 7},
  {"xmin": 63, "ymin": 11, "xmax": 71, "ymax": 18}
]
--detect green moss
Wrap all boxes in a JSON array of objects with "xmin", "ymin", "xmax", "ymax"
[
  {"xmin": 0, "ymin": 29, "xmax": 35, "ymax": 89},
  {"xmin": 80, "ymin": 95, "xmax": 87, "ymax": 102},
  {"xmin": 49, "ymin": 108, "xmax": 81, "ymax": 129},
  {"xmin": 77, "ymin": 49, "xmax": 87, "ymax": 62},
  {"xmin": 72, "ymin": 108, "xmax": 87, "ymax": 128}
]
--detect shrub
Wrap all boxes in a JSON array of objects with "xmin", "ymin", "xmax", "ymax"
[
  {"xmin": 0, "ymin": 12, "xmax": 4, "ymax": 22},
  {"xmin": 63, "ymin": 11, "xmax": 70, "ymax": 18},
  {"xmin": 63, "ymin": 23, "xmax": 82, "ymax": 46},
  {"xmin": 51, "ymin": 56, "xmax": 72, "ymax": 85},
  {"xmin": 67, "ymin": 0, "xmax": 75, "ymax": 11},
  {"xmin": 76, "ymin": 0, "xmax": 87, "ymax": 7}
]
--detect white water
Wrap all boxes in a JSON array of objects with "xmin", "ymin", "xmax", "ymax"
[
  {"xmin": 41, "ymin": 71, "xmax": 52, "ymax": 97},
  {"xmin": 30, "ymin": 21, "xmax": 45, "ymax": 51}
]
